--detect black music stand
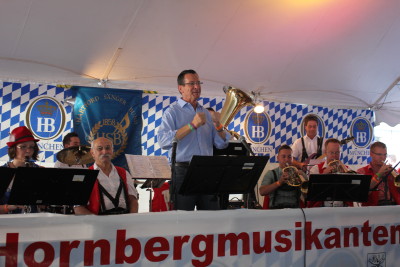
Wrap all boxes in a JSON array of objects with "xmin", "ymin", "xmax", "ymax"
[
  {"xmin": 8, "ymin": 168, "xmax": 99, "ymax": 205},
  {"xmin": 179, "ymin": 155, "xmax": 269, "ymax": 197},
  {"xmin": 141, "ymin": 177, "xmax": 170, "ymax": 212},
  {"xmin": 0, "ymin": 168, "xmax": 16, "ymax": 199},
  {"xmin": 306, "ymin": 173, "xmax": 372, "ymax": 202}
]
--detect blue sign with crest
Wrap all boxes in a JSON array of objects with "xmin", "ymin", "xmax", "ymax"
[
  {"xmin": 350, "ymin": 117, "xmax": 373, "ymax": 148},
  {"xmin": 244, "ymin": 111, "xmax": 271, "ymax": 144},
  {"xmin": 25, "ymin": 96, "xmax": 66, "ymax": 140}
]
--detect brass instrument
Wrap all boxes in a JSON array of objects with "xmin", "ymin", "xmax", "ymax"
[
  {"xmin": 56, "ymin": 145, "xmax": 93, "ymax": 165},
  {"xmin": 219, "ymin": 86, "xmax": 255, "ymax": 131},
  {"xmin": 392, "ymin": 170, "xmax": 400, "ymax": 187},
  {"xmin": 283, "ymin": 165, "xmax": 308, "ymax": 194},
  {"xmin": 328, "ymin": 160, "xmax": 356, "ymax": 173}
]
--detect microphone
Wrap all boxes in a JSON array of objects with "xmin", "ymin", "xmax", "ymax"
[
  {"xmin": 171, "ymin": 137, "xmax": 178, "ymax": 165},
  {"xmin": 25, "ymin": 156, "xmax": 34, "ymax": 168},
  {"xmin": 238, "ymin": 135, "xmax": 255, "ymax": 156}
]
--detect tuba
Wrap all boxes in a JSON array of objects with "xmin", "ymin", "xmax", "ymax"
[{"xmin": 219, "ymin": 86, "xmax": 255, "ymax": 137}]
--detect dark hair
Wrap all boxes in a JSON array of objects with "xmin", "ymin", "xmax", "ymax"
[
  {"xmin": 8, "ymin": 142, "xmax": 39, "ymax": 160},
  {"xmin": 278, "ymin": 144, "xmax": 292, "ymax": 153},
  {"xmin": 63, "ymin": 132, "xmax": 80, "ymax": 146},
  {"xmin": 371, "ymin": 141, "xmax": 386, "ymax": 151},
  {"xmin": 206, "ymin": 107, "xmax": 215, "ymax": 112},
  {"xmin": 324, "ymin": 138, "xmax": 341, "ymax": 149},
  {"xmin": 177, "ymin": 69, "xmax": 197, "ymax": 85},
  {"xmin": 304, "ymin": 114, "xmax": 319, "ymax": 126}
]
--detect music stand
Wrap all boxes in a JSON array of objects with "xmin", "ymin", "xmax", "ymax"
[
  {"xmin": 179, "ymin": 155, "xmax": 269, "ymax": 195},
  {"xmin": 8, "ymin": 168, "xmax": 99, "ymax": 205},
  {"xmin": 0, "ymin": 168, "xmax": 16, "ymax": 199},
  {"xmin": 306, "ymin": 173, "xmax": 372, "ymax": 202}
]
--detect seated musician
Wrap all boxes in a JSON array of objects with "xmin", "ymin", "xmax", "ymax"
[
  {"xmin": 308, "ymin": 138, "xmax": 354, "ymax": 207},
  {"xmin": 74, "ymin": 137, "xmax": 139, "ymax": 215},
  {"xmin": 54, "ymin": 132, "xmax": 87, "ymax": 169},
  {"xmin": 356, "ymin": 141, "xmax": 400, "ymax": 206},
  {"xmin": 259, "ymin": 145, "xmax": 307, "ymax": 209},
  {"xmin": 1, "ymin": 126, "xmax": 42, "ymax": 214}
]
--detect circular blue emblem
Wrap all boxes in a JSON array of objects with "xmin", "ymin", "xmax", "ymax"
[
  {"xmin": 300, "ymin": 114, "xmax": 325, "ymax": 138},
  {"xmin": 244, "ymin": 111, "xmax": 271, "ymax": 144},
  {"xmin": 25, "ymin": 96, "xmax": 66, "ymax": 140},
  {"xmin": 350, "ymin": 117, "xmax": 372, "ymax": 148}
]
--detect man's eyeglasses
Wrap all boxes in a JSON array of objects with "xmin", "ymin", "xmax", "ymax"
[
  {"xmin": 183, "ymin": 81, "xmax": 203, "ymax": 86},
  {"xmin": 371, "ymin": 151, "xmax": 387, "ymax": 157},
  {"xmin": 16, "ymin": 145, "xmax": 35, "ymax": 150}
]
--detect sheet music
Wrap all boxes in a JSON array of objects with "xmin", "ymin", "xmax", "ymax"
[{"xmin": 125, "ymin": 155, "xmax": 171, "ymax": 179}]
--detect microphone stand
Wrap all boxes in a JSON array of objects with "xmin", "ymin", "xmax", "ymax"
[
  {"xmin": 170, "ymin": 138, "xmax": 178, "ymax": 210},
  {"xmin": 238, "ymin": 135, "xmax": 255, "ymax": 156}
]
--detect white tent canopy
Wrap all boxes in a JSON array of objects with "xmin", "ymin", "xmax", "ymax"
[{"xmin": 1, "ymin": 0, "xmax": 400, "ymax": 125}]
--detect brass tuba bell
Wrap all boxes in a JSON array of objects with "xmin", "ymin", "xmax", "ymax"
[{"xmin": 219, "ymin": 86, "xmax": 255, "ymax": 139}]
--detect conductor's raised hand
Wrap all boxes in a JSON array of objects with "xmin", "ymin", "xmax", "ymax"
[{"xmin": 192, "ymin": 112, "xmax": 206, "ymax": 128}]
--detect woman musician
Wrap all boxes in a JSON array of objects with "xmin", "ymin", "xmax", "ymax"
[{"xmin": 0, "ymin": 126, "xmax": 43, "ymax": 214}]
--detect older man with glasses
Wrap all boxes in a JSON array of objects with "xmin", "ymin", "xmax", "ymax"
[
  {"xmin": 157, "ymin": 69, "xmax": 230, "ymax": 211},
  {"xmin": 308, "ymin": 138, "xmax": 354, "ymax": 207},
  {"xmin": 357, "ymin": 141, "xmax": 400, "ymax": 206}
]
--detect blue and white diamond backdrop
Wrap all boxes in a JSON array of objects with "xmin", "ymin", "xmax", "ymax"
[
  {"xmin": 0, "ymin": 82, "xmax": 73, "ymax": 165},
  {"xmin": 1, "ymin": 82, "xmax": 374, "ymax": 166},
  {"xmin": 142, "ymin": 95, "xmax": 374, "ymax": 165}
]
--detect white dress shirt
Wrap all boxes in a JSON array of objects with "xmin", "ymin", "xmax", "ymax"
[{"xmin": 93, "ymin": 163, "xmax": 138, "ymax": 210}]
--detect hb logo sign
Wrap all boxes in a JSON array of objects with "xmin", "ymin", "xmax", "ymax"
[
  {"xmin": 244, "ymin": 111, "xmax": 271, "ymax": 144},
  {"xmin": 25, "ymin": 96, "xmax": 66, "ymax": 140},
  {"xmin": 350, "ymin": 117, "xmax": 373, "ymax": 148}
]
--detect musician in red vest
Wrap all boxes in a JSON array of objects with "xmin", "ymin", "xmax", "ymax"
[
  {"xmin": 74, "ymin": 137, "xmax": 138, "ymax": 215},
  {"xmin": 357, "ymin": 141, "xmax": 400, "ymax": 206},
  {"xmin": 308, "ymin": 138, "xmax": 354, "ymax": 207}
]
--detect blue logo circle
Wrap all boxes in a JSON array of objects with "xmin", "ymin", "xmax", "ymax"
[
  {"xmin": 244, "ymin": 111, "xmax": 271, "ymax": 144},
  {"xmin": 350, "ymin": 117, "xmax": 372, "ymax": 148},
  {"xmin": 25, "ymin": 96, "xmax": 66, "ymax": 140}
]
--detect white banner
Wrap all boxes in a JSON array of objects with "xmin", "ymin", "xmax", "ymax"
[{"xmin": 0, "ymin": 207, "xmax": 399, "ymax": 266}]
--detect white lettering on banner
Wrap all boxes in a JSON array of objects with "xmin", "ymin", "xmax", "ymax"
[
  {"xmin": 37, "ymin": 143, "xmax": 64, "ymax": 151},
  {"xmin": 1, "ymin": 221, "xmax": 399, "ymax": 267},
  {"xmin": 251, "ymin": 126, "xmax": 265, "ymax": 139},
  {"xmin": 356, "ymin": 132, "xmax": 367, "ymax": 143},
  {"xmin": 251, "ymin": 145, "xmax": 273, "ymax": 154},
  {"xmin": 36, "ymin": 118, "xmax": 55, "ymax": 132},
  {"xmin": 348, "ymin": 149, "xmax": 370, "ymax": 156}
]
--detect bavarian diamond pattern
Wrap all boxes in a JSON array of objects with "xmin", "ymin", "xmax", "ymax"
[{"xmin": 1, "ymin": 82, "xmax": 373, "ymax": 166}]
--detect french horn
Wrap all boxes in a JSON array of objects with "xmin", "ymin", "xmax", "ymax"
[
  {"xmin": 328, "ymin": 160, "xmax": 356, "ymax": 174},
  {"xmin": 283, "ymin": 165, "xmax": 308, "ymax": 194}
]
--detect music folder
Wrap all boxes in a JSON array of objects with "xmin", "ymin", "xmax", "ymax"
[
  {"xmin": 179, "ymin": 155, "xmax": 269, "ymax": 195},
  {"xmin": 0, "ymin": 167, "xmax": 16, "ymax": 199},
  {"xmin": 306, "ymin": 173, "xmax": 372, "ymax": 203},
  {"xmin": 7, "ymin": 167, "xmax": 99, "ymax": 206}
]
